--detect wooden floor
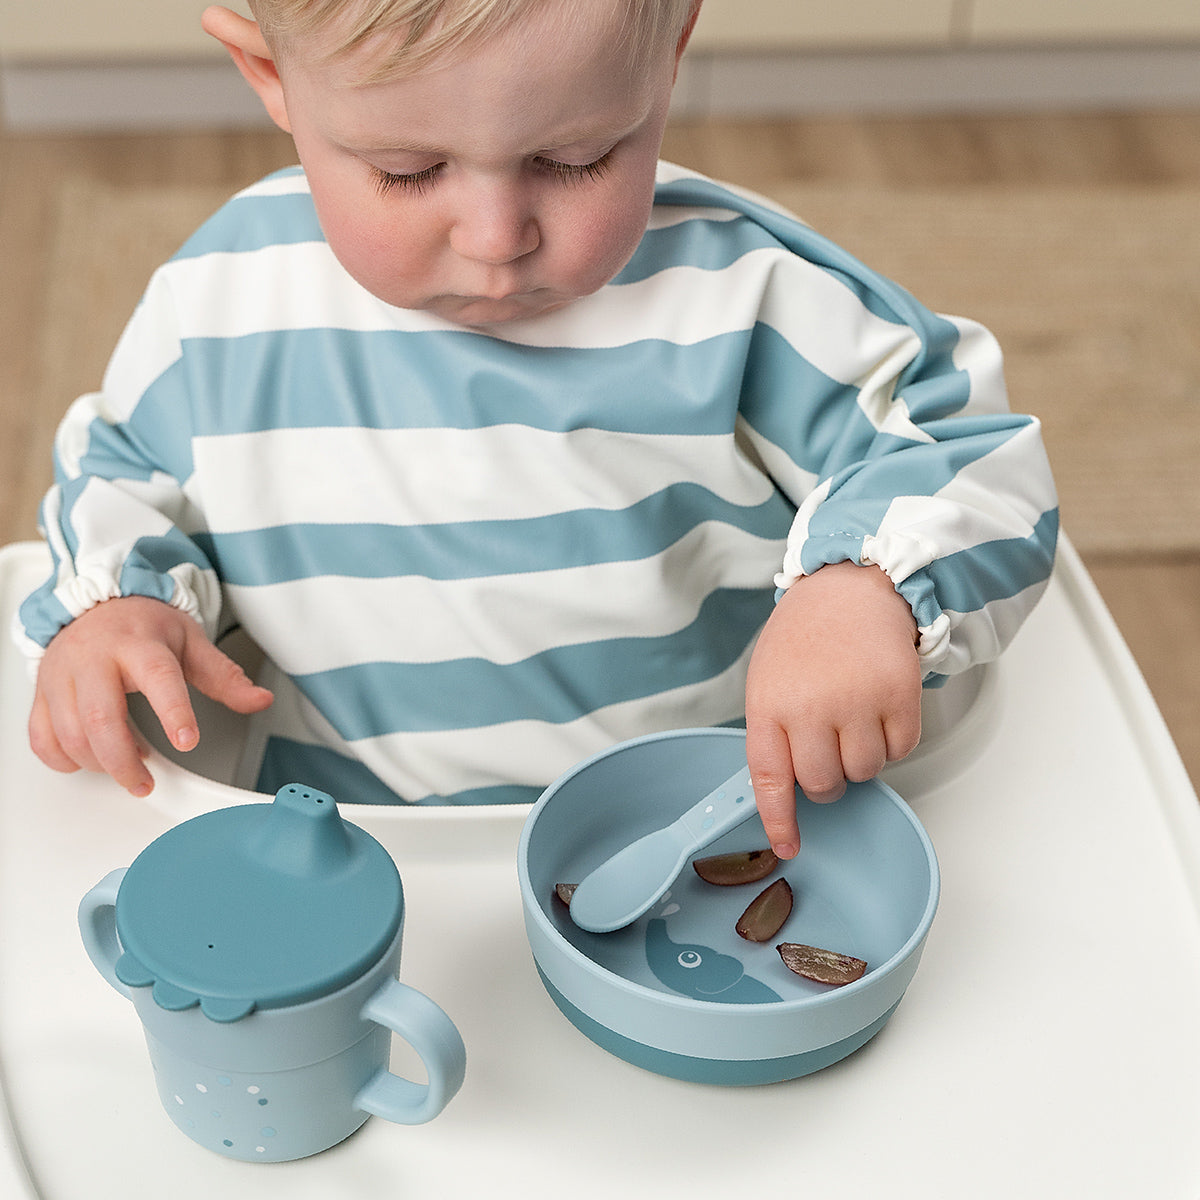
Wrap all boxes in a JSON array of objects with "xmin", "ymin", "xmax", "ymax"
[{"xmin": 2, "ymin": 110, "xmax": 1199, "ymax": 787}]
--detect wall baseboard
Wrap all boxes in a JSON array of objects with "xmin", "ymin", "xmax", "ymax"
[
  {"xmin": 4, "ymin": 43, "xmax": 1200, "ymax": 132},
  {"xmin": 674, "ymin": 43, "xmax": 1200, "ymax": 117}
]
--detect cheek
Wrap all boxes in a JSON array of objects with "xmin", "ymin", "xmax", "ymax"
[
  {"xmin": 309, "ymin": 184, "xmax": 436, "ymax": 303},
  {"xmin": 550, "ymin": 188, "xmax": 655, "ymax": 295}
]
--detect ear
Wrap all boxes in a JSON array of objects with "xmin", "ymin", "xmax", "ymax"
[
  {"xmin": 201, "ymin": 5, "xmax": 292, "ymax": 133},
  {"xmin": 675, "ymin": 0, "xmax": 703, "ymax": 67}
]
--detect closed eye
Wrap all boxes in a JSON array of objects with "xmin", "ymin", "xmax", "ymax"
[
  {"xmin": 534, "ymin": 151, "xmax": 614, "ymax": 184},
  {"xmin": 371, "ymin": 151, "xmax": 613, "ymax": 197},
  {"xmin": 372, "ymin": 164, "xmax": 443, "ymax": 196}
]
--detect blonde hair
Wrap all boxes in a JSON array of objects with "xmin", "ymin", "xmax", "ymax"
[{"xmin": 248, "ymin": 0, "xmax": 699, "ymax": 82}]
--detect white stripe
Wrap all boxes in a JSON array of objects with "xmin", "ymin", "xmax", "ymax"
[
  {"xmin": 165, "ymin": 242, "xmax": 419, "ymax": 338},
  {"xmin": 232, "ymin": 171, "xmax": 309, "ymax": 199},
  {"xmin": 53, "ymin": 393, "xmax": 107, "ymax": 480},
  {"xmin": 876, "ymin": 422, "xmax": 1057, "ymax": 557},
  {"xmin": 191, "ymin": 424, "xmax": 776, "ymax": 531},
  {"xmin": 645, "ymin": 203, "xmax": 742, "ymax": 231},
  {"xmin": 949, "ymin": 315, "xmax": 1011, "ymax": 416},
  {"xmin": 224, "ymin": 520, "xmax": 784, "ymax": 674},
  {"xmin": 99, "ymin": 280, "xmax": 184, "ymax": 422},
  {"xmin": 921, "ymin": 575, "xmax": 1052, "ymax": 677},
  {"xmin": 46, "ymin": 477, "xmax": 215, "ymax": 627}
]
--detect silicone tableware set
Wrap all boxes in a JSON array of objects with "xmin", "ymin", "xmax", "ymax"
[{"xmin": 79, "ymin": 730, "xmax": 938, "ymax": 1159}]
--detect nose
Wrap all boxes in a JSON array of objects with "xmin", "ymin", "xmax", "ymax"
[{"xmin": 449, "ymin": 178, "xmax": 540, "ymax": 266}]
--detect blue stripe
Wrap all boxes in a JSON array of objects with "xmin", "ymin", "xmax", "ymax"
[
  {"xmin": 64, "ymin": 359, "xmax": 194, "ymax": 489},
  {"xmin": 819, "ymin": 418, "xmax": 1030, "ymax": 506},
  {"xmin": 256, "ymin": 738, "xmax": 542, "ymax": 806},
  {"xmin": 172, "ymin": 170, "xmax": 321, "ymax": 261},
  {"xmin": 614, "ymin": 212, "xmax": 784, "ymax": 284},
  {"xmin": 738, "ymin": 323, "xmax": 873, "ymax": 477},
  {"xmin": 69, "ymin": 422, "xmax": 158, "ymax": 488},
  {"xmin": 119, "ymin": 535, "xmax": 215, "ymax": 602},
  {"xmin": 175, "ymin": 327, "xmax": 756, "ymax": 437},
  {"xmin": 195, "ymin": 485, "xmax": 792, "ymax": 586},
  {"xmin": 17, "ymin": 579, "xmax": 75, "ymax": 650},
  {"xmin": 122, "ymin": 359, "xmax": 195, "ymax": 483},
  {"xmin": 903, "ymin": 507, "xmax": 1060, "ymax": 628},
  {"xmin": 52, "ymin": 479, "xmax": 88, "ymax": 562},
  {"xmin": 292, "ymin": 586, "xmax": 771, "ymax": 740}
]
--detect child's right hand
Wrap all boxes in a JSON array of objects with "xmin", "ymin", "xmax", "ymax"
[{"xmin": 28, "ymin": 596, "xmax": 274, "ymax": 798}]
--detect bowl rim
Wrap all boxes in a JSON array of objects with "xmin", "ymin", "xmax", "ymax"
[{"xmin": 518, "ymin": 727, "xmax": 940, "ymax": 1017}]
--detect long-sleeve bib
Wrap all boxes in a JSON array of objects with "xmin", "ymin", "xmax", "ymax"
[{"xmin": 16, "ymin": 163, "xmax": 1058, "ymax": 804}]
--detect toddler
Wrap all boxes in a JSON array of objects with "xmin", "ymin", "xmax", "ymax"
[{"xmin": 15, "ymin": 0, "xmax": 1058, "ymax": 860}]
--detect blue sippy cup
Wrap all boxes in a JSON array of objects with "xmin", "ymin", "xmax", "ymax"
[{"xmin": 78, "ymin": 784, "xmax": 466, "ymax": 1162}]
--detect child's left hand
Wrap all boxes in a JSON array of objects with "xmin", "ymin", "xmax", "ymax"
[{"xmin": 744, "ymin": 561, "xmax": 923, "ymax": 859}]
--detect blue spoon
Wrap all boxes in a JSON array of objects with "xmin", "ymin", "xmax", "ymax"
[{"xmin": 569, "ymin": 763, "xmax": 756, "ymax": 933}]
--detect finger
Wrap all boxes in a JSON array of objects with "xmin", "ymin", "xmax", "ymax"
[
  {"xmin": 181, "ymin": 633, "xmax": 274, "ymax": 715},
  {"xmin": 72, "ymin": 667, "xmax": 155, "ymax": 796},
  {"xmin": 745, "ymin": 721, "xmax": 803, "ymax": 860},
  {"xmin": 28, "ymin": 688, "xmax": 83, "ymax": 774},
  {"xmin": 37, "ymin": 675, "xmax": 108, "ymax": 775},
  {"xmin": 883, "ymin": 707, "xmax": 922, "ymax": 763},
  {"xmin": 124, "ymin": 643, "xmax": 202, "ymax": 755},
  {"xmin": 791, "ymin": 727, "xmax": 847, "ymax": 806},
  {"xmin": 837, "ymin": 720, "xmax": 889, "ymax": 784}
]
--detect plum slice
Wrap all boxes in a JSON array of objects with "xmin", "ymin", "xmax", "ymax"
[
  {"xmin": 776, "ymin": 942, "xmax": 867, "ymax": 986},
  {"xmin": 692, "ymin": 847, "xmax": 778, "ymax": 886},
  {"xmin": 735, "ymin": 878, "xmax": 793, "ymax": 942}
]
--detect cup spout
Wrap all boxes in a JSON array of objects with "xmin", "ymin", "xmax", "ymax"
[{"xmin": 247, "ymin": 785, "xmax": 355, "ymax": 877}]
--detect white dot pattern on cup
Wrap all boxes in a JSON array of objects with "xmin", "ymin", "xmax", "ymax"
[{"xmin": 167, "ymin": 1077, "xmax": 276, "ymax": 1157}]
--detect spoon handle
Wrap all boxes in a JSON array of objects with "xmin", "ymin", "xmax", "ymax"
[
  {"xmin": 568, "ymin": 763, "xmax": 757, "ymax": 934},
  {"xmin": 672, "ymin": 762, "xmax": 755, "ymax": 850}
]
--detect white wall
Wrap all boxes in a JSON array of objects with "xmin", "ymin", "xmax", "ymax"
[{"xmin": 3, "ymin": 0, "xmax": 1200, "ymax": 129}]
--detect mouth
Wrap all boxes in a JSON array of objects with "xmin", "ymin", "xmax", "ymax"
[{"xmin": 435, "ymin": 289, "xmax": 564, "ymax": 326}]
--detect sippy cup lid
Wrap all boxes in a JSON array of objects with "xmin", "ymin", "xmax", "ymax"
[{"xmin": 112, "ymin": 785, "xmax": 403, "ymax": 1022}]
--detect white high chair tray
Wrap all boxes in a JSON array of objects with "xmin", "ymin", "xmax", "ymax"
[{"xmin": 2, "ymin": 538, "xmax": 1199, "ymax": 1199}]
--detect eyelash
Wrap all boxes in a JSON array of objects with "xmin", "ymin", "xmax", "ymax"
[{"xmin": 371, "ymin": 152, "xmax": 613, "ymax": 197}]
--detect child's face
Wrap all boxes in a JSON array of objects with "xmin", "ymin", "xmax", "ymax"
[{"xmin": 274, "ymin": 4, "xmax": 685, "ymax": 326}]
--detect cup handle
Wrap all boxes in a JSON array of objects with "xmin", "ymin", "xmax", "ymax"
[
  {"xmin": 354, "ymin": 978, "xmax": 467, "ymax": 1125},
  {"xmin": 78, "ymin": 868, "xmax": 132, "ymax": 998}
]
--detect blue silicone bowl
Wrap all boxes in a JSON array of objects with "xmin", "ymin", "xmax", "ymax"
[{"xmin": 518, "ymin": 728, "xmax": 939, "ymax": 1085}]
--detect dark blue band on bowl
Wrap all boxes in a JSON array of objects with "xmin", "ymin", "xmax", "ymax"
[{"xmin": 537, "ymin": 965, "xmax": 900, "ymax": 1086}]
